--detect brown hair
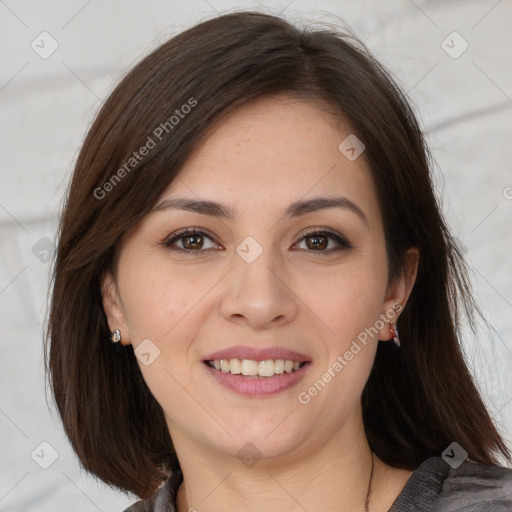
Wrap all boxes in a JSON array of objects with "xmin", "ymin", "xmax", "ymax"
[{"xmin": 44, "ymin": 10, "xmax": 511, "ymax": 499}]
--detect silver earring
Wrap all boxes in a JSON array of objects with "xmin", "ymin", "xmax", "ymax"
[
  {"xmin": 110, "ymin": 329, "xmax": 121, "ymax": 343},
  {"xmin": 390, "ymin": 323, "xmax": 400, "ymax": 347}
]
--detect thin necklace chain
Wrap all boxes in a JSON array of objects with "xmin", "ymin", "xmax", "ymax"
[
  {"xmin": 364, "ymin": 451, "xmax": 374, "ymax": 512},
  {"xmin": 178, "ymin": 450, "xmax": 382, "ymax": 512}
]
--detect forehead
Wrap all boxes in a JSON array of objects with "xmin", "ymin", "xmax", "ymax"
[{"xmin": 158, "ymin": 94, "xmax": 380, "ymax": 226}]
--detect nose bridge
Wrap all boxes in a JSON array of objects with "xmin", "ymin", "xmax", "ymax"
[
  {"xmin": 220, "ymin": 234, "xmax": 297, "ymax": 327},
  {"xmin": 234, "ymin": 234, "xmax": 283, "ymax": 300}
]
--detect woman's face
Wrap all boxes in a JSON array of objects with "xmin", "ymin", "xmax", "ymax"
[{"xmin": 102, "ymin": 94, "xmax": 417, "ymax": 464}]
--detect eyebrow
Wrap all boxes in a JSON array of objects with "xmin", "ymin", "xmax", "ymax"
[{"xmin": 152, "ymin": 195, "xmax": 369, "ymax": 227}]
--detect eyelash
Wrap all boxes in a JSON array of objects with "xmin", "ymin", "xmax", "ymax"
[{"xmin": 161, "ymin": 227, "xmax": 353, "ymax": 255}]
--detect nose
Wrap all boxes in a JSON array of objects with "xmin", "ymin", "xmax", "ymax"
[{"xmin": 219, "ymin": 244, "xmax": 299, "ymax": 330}]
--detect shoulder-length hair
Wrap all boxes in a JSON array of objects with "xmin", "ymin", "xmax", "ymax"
[{"xmin": 45, "ymin": 10, "xmax": 511, "ymax": 499}]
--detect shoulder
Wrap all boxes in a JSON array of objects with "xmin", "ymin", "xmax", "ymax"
[
  {"xmin": 391, "ymin": 456, "xmax": 512, "ymax": 511},
  {"xmin": 122, "ymin": 469, "xmax": 183, "ymax": 512}
]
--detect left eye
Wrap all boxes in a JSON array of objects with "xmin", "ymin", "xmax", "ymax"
[
  {"xmin": 162, "ymin": 228, "xmax": 352, "ymax": 254},
  {"xmin": 294, "ymin": 230, "xmax": 352, "ymax": 252}
]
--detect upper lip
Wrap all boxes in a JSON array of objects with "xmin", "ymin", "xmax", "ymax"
[{"xmin": 203, "ymin": 345, "xmax": 311, "ymax": 362}]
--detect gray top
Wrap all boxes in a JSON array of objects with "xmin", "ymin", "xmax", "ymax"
[{"xmin": 124, "ymin": 456, "xmax": 512, "ymax": 511}]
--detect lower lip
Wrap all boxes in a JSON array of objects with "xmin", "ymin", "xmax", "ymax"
[{"xmin": 203, "ymin": 362, "xmax": 311, "ymax": 397}]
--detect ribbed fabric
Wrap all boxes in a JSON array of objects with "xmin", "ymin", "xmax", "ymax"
[
  {"xmin": 389, "ymin": 456, "xmax": 512, "ymax": 511},
  {"xmin": 124, "ymin": 456, "xmax": 512, "ymax": 511}
]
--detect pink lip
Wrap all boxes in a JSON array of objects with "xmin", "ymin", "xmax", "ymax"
[
  {"xmin": 203, "ymin": 345, "xmax": 311, "ymax": 362},
  {"xmin": 203, "ymin": 362, "xmax": 311, "ymax": 397}
]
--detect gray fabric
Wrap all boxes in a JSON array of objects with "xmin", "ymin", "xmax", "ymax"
[
  {"xmin": 389, "ymin": 456, "xmax": 512, "ymax": 511},
  {"xmin": 123, "ymin": 456, "xmax": 512, "ymax": 511}
]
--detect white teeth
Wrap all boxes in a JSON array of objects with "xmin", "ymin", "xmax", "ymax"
[
  {"xmin": 257, "ymin": 360, "xmax": 275, "ymax": 377},
  {"xmin": 208, "ymin": 358, "xmax": 305, "ymax": 377},
  {"xmin": 241, "ymin": 359, "xmax": 258, "ymax": 376},
  {"xmin": 229, "ymin": 358, "xmax": 241, "ymax": 374},
  {"xmin": 274, "ymin": 359, "xmax": 285, "ymax": 374}
]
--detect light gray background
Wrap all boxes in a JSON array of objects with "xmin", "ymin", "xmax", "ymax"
[{"xmin": 1, "ymin": 1, "xmax": 511, "ymax": 511}]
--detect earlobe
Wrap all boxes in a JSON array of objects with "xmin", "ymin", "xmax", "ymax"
[{"xmin": 100, "ymin": 272, "xmax": 131, "ymax": 345}]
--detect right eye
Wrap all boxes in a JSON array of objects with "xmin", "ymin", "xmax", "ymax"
[{"xmin": 162, "ymin": 228, "xmax": 221, "ymax": 253}]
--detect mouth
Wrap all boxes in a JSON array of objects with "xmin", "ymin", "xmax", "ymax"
[
  {"xmin": 202, "ymin": 346, "xmax": 312, "ymax": 396},
  {"xmin": 204, "ymin": 358, "xmax": 310, "ymax": 378}
]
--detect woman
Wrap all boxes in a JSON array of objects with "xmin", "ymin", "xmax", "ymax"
[{"xmin": 45, "ymin": 10, "xmax": 512, "ymax": 512}]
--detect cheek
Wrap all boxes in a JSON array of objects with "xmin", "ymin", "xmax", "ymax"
[
  {"xmin": 120, "ymin": 258, "xmax": 202, "ymax": 340},
  {"xmin": 118, "ymin": 257, "xmax": 217, "ymax": 396},
  {"xmin": 301, "ymin": 288, "xmax": 381, "ymax": 414},
  {"xmin": 295, "ymin": 260, "xmax": 386, "ymax": 344},
  {"xmin": 119, "ymin": 262, "xmax": 206, "ymax": 411},
  {"xmin": 294, "ymin": 259, "xmax": 386, "ymax": 398}
]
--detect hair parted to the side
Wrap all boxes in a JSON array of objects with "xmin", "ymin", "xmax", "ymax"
[{"xmin": 44, "ymin": 10, "xmax": 511, "ymax": 499}]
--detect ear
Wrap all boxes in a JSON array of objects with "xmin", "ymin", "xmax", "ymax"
[
  {"xmin": 100, "ymin": 271, "xmax": 131, "ymax": 345},
  {"xmin": 378, "ymin": 247, "xmax": 419, "ymax": 341}
]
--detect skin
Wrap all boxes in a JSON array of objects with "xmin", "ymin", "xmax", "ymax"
[{"xmin": 102, "ymin": 93, "xmax": 419, "ymax": 512}]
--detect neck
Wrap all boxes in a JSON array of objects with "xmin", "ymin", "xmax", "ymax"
[{"xmin": 172, "ymin": 412, "xmax": 384, "ymax": 512}]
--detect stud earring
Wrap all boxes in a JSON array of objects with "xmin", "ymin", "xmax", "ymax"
[
  {"xmin": 389, "ymin": 323, "xmax": 400, "ymax": 347},
  {"xmin": 110, "ymin": 329, "xmax": 122, "ymax": 343}
]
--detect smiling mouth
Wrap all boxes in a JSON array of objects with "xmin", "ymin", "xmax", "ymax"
[{"xmin": 205, "ymin": 359, "xmax": 309, "ymax": 378}]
